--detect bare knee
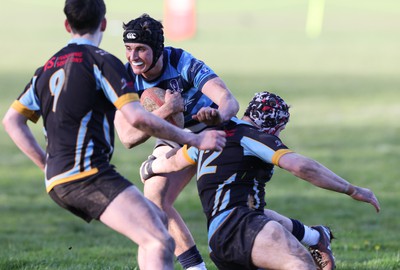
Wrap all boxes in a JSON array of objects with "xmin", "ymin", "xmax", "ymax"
[
  {"xmin": 146, "ymin": 233, "xmax": 176, "ymax": 257},
  {"xmin": 252, "ymin": 221, "xmax": 317, "ymax": 270}
]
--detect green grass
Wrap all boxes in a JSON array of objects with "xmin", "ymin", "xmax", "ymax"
[{"xmin": 1, "ymin": 1, "xmax": 399, "ymax": 269}]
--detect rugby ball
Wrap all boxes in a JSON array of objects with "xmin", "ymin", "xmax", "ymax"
[{"xmin": 140, "ymin": 87, "xmax": 185, "ymax": 128}]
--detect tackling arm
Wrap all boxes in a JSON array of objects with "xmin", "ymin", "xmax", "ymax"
[
  {"xmin": 119, "ymin": 101, "xmax": 226, "ymax": 151},
  {"xmin": 2, "ymin": 108, "xmax": 46, "ymax": 171},
  {"xmin": 114, "ymin": 109, "xmax": 150, "ymax": 148},
  {"xmin": 115, "ymin": 91, "xmax": 184, "ymax": 148},
  {"xmin": 278, "ymin": 152, "xmax": 380, "ymax": 212}
]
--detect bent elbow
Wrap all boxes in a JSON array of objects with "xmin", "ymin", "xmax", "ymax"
[
  {"xmin": 2, "ymin": 115, "xmax": 14, "ymax": 135},
  {"xmin": 121, "ymin": 140, "xmax": 135, "ymax": 149}
]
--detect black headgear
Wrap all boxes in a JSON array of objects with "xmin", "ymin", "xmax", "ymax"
[
  {"xmin": 123, "ymin": 14, "xmax": 164, "ymax": 72},
  {"xmin": 244, "ymin": 91, "xmax": 290, "ymax": 134}
]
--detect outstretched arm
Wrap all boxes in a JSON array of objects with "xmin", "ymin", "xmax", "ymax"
[
  {"xmin": 278, "ymin": 152, "xmax": 380, "ymax": 212},
  {"xmin": 2, "ymin": 108, "xmax": 46, "ymax": 171}
]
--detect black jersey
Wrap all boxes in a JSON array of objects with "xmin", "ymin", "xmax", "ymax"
[
  {"xmin": 182, "ymin": 118, "xmax": 292, "ymax": 224},
  {"xmin": 11, "ymin": 39, "xmax": 138, "ymax": 192}
]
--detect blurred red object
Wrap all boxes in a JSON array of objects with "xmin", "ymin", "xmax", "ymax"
[{"xmin": 164, "ymin": 0, "xmax": 196, "ymax": 41}]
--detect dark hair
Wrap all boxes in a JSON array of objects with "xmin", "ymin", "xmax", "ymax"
[
  {"xmin": 123, "ymin": 14, "xmax": 164, "ymax": 70},
  {"xmin": 64, "ymin": 0, "xmax": 106, "ymax": 35}
]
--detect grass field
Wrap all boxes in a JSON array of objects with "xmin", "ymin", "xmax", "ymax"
[{"xmin": 0, "ymin": 1, "xmax": 399, "ymax": 269}]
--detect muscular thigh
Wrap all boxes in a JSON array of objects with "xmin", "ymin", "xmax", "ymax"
[
  {"xmin": 100, "ymin": 185, "xmax": 169, "ymax": 245},
  {"xmin": 252, "ymin": 221, "xmax": 311, "ymax": 269},
  {"xmin": 144, "ymin": 146, "xmax": 196, "ymax": 206}
]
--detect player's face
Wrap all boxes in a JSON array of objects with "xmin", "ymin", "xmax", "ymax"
[{"xmin": 125, "ymin": 43, "xmax": 153, "ymax": 75}]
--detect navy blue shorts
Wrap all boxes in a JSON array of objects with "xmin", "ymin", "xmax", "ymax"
[
  {"xmin": 208, "ymin": 206, "xmax": 272, "ymax": 270},
  {"xmin": 49, "ymin": 167, "xmax": 133, "ymax": 222}
]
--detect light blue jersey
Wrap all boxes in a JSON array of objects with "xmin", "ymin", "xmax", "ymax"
[{"xmin": 126, "ymin": 46, "xmax": 218, "ymax": 131}]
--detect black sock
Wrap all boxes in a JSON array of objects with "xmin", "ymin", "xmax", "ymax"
[
  {"xmin": 290, "ymin": 218, "xmax": 305, "ymax": 241},
  {"xmin": 176, "ymin": 245, "xmax": 204, "ymax": 269}
]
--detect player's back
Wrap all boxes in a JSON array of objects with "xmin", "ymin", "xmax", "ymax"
[
  {"xmin": 195, "ymin": 120, "xmax": 274, "ymax": 222},
  {"xmin": 29, "ymin": 40, "xmax": 133, "ymax": 191}
]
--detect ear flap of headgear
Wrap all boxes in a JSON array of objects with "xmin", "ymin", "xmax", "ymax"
[{"xmin": 244, "ymin": 91, "xmax": 290, "ymax": 134}]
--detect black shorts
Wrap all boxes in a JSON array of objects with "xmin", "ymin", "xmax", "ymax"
[
  {"xmin": 49, "ymin": 167, "xmax": 133, "ymax": 223},
  {"xmin": 208, "ymin": 207, "xmax": 272, "ymax": 270}
]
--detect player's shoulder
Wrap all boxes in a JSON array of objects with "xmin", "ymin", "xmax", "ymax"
[
  {"xmin": 164, "ymin": 46, "xmax": 188, "ymax": 67},
  {"xmin": 87, "ymin": 46, "xmax": 120, "ymax": 62},
  {"xmin": 165, "ymin": 46, "xmax": 185, "ymax": 56},
  {"xmin": 228, "ymin": 118, "xmax": 281, "ymax": 142},
  {"xmin": 86, "ymin": 46, "xmax": 127, "ymax": 73},
  {"xmin": 221, "ymin": 118, "xmax": 255, "ymax": 140},
  {"xmin": 226, "ymin": 118, "xmax": 257, "ymax": 131}
]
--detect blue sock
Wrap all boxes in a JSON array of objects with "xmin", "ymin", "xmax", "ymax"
[{"xmin": 177, "ymin": 245, "xmax": 204, "ymax": 269}]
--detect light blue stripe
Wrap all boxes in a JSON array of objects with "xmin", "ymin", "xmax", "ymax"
[
  {"xmin": 208, "ymin": 208, "xmax": 234, "ymax": 252},
  {"xmin": 45, "ymin": 110, "xmax": 92, "ymax": 185},
  {"xmin": 241, "ymin": 136, "xmax": 275, "ymax": 163},
  {"xmin": 211, "ymin": 173, "xmax": 236, "ymax": 216},
  {"xmin": 20, "ymin": 76, "xmax": 41, "ymax": 111},
  {"xmin": 103, "ymin": 115, "xmax": 113, "ymax": 157},
  {"xmin": 93, "ymin": 65, "xmax": 118, "ymax": 104}
]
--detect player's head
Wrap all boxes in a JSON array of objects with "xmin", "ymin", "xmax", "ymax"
[
  {"xmin": 244, "ymin": 91, "xmax": 290, "ymax": 134},
  {"xmin": 64, "ymin": 0, "xmax": 106, "ymax": 35},
  {"xmin": 123, "ymin": 14, "xmax": 164, "ymax": 72}
]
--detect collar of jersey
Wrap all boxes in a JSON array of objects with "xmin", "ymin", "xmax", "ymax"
[
  {"xmin": 231, "ymin": 117, "xmax": 253, "ymax": 127},
  {"xmin": 68, "ymin": 38, "xmax": 96, "ymax": 46}
]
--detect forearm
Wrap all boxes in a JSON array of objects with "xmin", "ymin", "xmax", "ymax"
[
  {"xmin": 134, "ymin": 113, "xmax": 196, "ymax": 146},
  {"xmin": 280, "ymin": 152, "xmax": 380, "ymax": 212},
  {"xmin": 15, "ymin": 130, "xmax": 45, "ymax": 170},
  {"xmin": 114, "ymin": 110, "xmax": 150, "ymax": 148},
  {"xmin": 296, "ymin": 158, "xmax": 354, "ymax": 194},
  {"xmin": 115, "ymin": 104, "xmax": 180, "ymax": 148},
  {"xmin": 281, "ymin": 153, "xmax": 354, "ymax": 195},
  {"xmin": 3, "ymin": 114, "xmax": 45, "ymax": 171},
  {"xmin": 217, "ymin": 92, "xmax": 240, "ymax": 122},
  {"xmin": 120, "ymin": 102, "xmax": 197, "ymax": 146},
  {"xmin": 202, "ymin": 78, "xmax": 239, "ymax": 122}
]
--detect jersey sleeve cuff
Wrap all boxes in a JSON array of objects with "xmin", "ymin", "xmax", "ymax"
[
  {"xmin": 182, "ymin": 145, "xmax": 197, "ymax": 165},
  {"xmin": 114, "ymin": 93, "xmax": 139, "ymax": 109},
  {"xmin": 11, "ymin": 100, "xmax": 40, "ymax": 123},
  {"xmin": 272, "ymin": 149, "xmax": 293, "ymax": 166}
]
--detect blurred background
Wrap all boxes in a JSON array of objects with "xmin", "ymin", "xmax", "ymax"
[{"xmin": 0, "ymin": 1, "xmax": 399, "ymax": 269}]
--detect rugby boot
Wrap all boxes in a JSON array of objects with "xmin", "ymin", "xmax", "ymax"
[{"xmin": 309, "ymin": 225, "xmax": 336, "ymax": 270}]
